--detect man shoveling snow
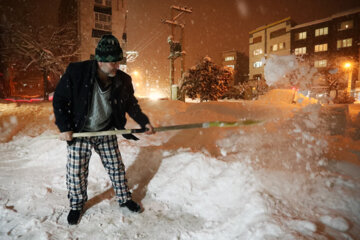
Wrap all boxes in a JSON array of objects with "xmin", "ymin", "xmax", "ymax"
[{"xmin": 53, "ymin": 34, "xmax": 155, "ymax": 225}]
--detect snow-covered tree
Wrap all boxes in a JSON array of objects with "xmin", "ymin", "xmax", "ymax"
[
  {"xmin": 179, "ymin": 56, "xmax": 231, "ymax": 102},
  {"xmin": 0, "ymin": 1, "xmax": 79, "ymax": 98}
]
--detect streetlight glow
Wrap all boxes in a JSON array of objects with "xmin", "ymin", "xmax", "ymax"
[
  {"xmin": 132, "ymin": 71, "xmax": 139, "ymax": 77},
  {"xmin": 344, "ymin": 62, "xmax": 352, "ymax": 69}
]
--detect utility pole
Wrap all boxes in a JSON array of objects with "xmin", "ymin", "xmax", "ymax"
[{"xmin": 162, "ymin": 5, "xmax": 192, "ymax": 100}]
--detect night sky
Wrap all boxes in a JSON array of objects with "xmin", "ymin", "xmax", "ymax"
[
  {"xmin": 2, "ymin": 0, "xmax": 360, "ymax": 85},
  {"xmin": 126, "ymin": 0, "xmax": 360, "ymax": 83}
]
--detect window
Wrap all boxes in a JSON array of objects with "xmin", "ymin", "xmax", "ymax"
[
  {"xmin": 271, "ymin": 44, "xmax": 278, "ymax": 52},
  {"xmin": 226, "ymin": 65, "xmax": 235, "ymax": 69},
  {"xmin": 315, "ymin": 43, "xmax": 328, "ymax": 52},
  {"xmin": 253, "ymin": 48, "xmax": 263, "ymax": 56},
  {"xmin": 314, "ymin": 59, "xmax": 327, "ymax": 68},
  {"xmin": 338, "ymin": 20, "xmax": 353, "ymax": 31},
  {"xmin": 253, "ymin": 36, "xmax": 262, "ymax": 44},
  {"xmin": 270, "ymin": 28, "xmax": 286, "ymax": 39},
  {"xmin": 95, "ymin": 0, "xmax": 112, "ymax": 6},
  {"xmin": 253, "ymin": 74, "xmax": 262, "ymax": 80},
  {"xmin": 225, "ymin": 56, "xmax": 235, "ymax": 61},
  {"xmin": 95, "ymin": 12, "xmax": 112, "ymax": 31},
  {"xmin": 279, "ymin": 42, "xmax": 285, "ymax": 50},
  {"xmin": 92, "ymin": 29, "xmax": 112, "ymax": 38},
  {"xmin": 253, "ymin": 61, "xmax": 263, "ymax": 68},
  {"xmin": 294, "ymin": 47, "xmax": 306, "ymax": 55},
  {"xmin": 315, "ymin": 27, "xmax": 328, "ymax": 36},
  {"xmin": 296, "ymin": 31, "xmax": 307, "ymax": 40},
  {"xmin": 271, "ymin": 42, "xmax": 285, "ymax": 52},
  {"xmin": 337, "ymin": 38, "xmax": 352, "ymax": 49}
]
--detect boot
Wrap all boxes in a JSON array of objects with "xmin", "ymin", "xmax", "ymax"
[
  {"xmin": 67, "ymin": 209, "xmax": 82, "ymax": 225},
  {"xmin": 120, "ymin": 199, "xmax": 141, "ymax": 212}
]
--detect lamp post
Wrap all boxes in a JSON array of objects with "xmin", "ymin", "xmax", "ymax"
[{"xmin": 343, "ymin": 62, "xmax": 353, "ymax": 96}]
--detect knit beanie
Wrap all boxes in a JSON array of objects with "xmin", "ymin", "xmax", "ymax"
[{"xmin": 95, "ymin": 35, "xmax": 123, "ymax": 62}]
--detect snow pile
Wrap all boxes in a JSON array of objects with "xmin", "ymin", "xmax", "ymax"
[
  {"xmin": 147, "ymin": 153, "xmax": 270, "ymax": 239},
  {"xmin": 0, "ymin": 102, "xmax": 56, "ymax": 142},
  {"xmin": 215, "ymin": 101, "xmax": 328, "ymax": 171},
  {"xmin": 264, "ymin": 55, "xmax": 318, "ymax": 90},
  {"xmin": 0, "ymin": 93, "xmax": 360, "ymax": 239}
]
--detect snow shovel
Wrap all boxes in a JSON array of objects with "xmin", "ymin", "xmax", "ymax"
[{"xmin": 39, "ymin": 119, "xmax": 262, "ymax": 139}]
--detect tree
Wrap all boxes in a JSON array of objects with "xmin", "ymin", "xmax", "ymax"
[
  {"xmin": 0, "ymin": 1, "xmax": 79, "ymax": 98},
  {"xmin": 179, "ymin": 56, "xmax": 231, "ymax": 102},
  {"xmin": 323, "ymin": 69, "xmax": 355, "ymax": 104}
]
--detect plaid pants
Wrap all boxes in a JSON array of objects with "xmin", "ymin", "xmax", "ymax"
[{"xmin": 66, "ymin": 135, "xmax": 131, "ymax": 210}]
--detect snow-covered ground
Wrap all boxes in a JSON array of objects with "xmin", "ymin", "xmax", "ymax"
[{"xmin": 0, "ymin": 89, "xmax": 360, "ymax": 240}]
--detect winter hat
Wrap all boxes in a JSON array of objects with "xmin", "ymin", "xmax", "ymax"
[{"xmin": 95, "ymin": 34, "xmax": 123, "ymax": 62}]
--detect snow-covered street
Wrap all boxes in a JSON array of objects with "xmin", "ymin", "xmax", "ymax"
[{"xmin": 0, "ymin": 90, "xmax": 360, "ymax": 239}]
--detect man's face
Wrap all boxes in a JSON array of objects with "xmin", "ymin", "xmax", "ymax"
[{"xmin": 98, "ymin": 61, "xmax": 120, "ymax": 77}]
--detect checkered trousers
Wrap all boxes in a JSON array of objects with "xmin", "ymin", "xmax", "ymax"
[{"xmin": 66, "ymin": 135, "xmax": 131, "ymax": 210}]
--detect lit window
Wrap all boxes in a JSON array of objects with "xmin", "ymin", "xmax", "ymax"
[
  {"xmin": 253, "ymin": 61, "xmax": 263, "ymax": 68},
  {"xmin": 294, "ymin": 47, "xmax": 306, "ymax": 55},
  {"xmin": 314, "ymin": 59, "xmax": 327, "ymax": 68},
  {"xmin": 271, "ymin": 44, "xmax": 278, "ymax": 52},
  {"xmin": 337, "ymin": 38, "xmax": 352, "ymax": 49},
  {"xmin": 338, "ymin": 20, "xmax": 353, "ymax": 31},
  {"xmin": 314, "ymin": 43, "xmax": 328, "ymax": 52},
  {"xmin": 271, "ymin": 42, "xmax": 285, "ymax": 52},
  {"xmin": 279, "ymin": 42, "xmax": 285, "ymax": 50},
  {"xmin": 225, "ymin": 56, "xmax": 235, "ymax": 61},
  {"xmin": 315, "ymin": 27, "xmax": 328, "ymax": 36},
  {"xmin": 296, "ymin": 31, "xmax": 307, "ymax": 40},
  {"xmin": 226, "ymin": 65, "xmax": 235, "ymax": 69},
  {"xmin": 253, "ymin": 48, "xmax": 263, "ymax": 56}
]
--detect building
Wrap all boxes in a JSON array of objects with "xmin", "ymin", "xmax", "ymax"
[
  {"xmin": 222, "ymin": 50, "xmax": 249, "ymax": 85},
  {"xmin": 249, "ymin": 17, "xmax": 294, "ymax": 81},
  {"xmin": 291, "ymin": 8, "xmax": 360, "ymax": 97},
  {"xmin": 76, "ymin": 0, "xmax": 127, "ymax": 63},
  {"xmin": 249, "ymin": 8, "xmax": 360, "ymax": 99}
]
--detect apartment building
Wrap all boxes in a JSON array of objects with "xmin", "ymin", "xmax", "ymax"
[
  {"xmin": 222, "ymin": 50, "xmax": 249, "ymax": 85},
  {"xmin": 249, "ymin": 8, "xmax": 360, "ymax": 98},
  {"xmin": 77, "ymin": 0, "xmax": 127, "ymax": 62},
  {"xmin": 291, "ymin": 8, "xmax": 360, "ymax": 95},
  {"xmin": 249, "ymin": 17, "xmax": 294, "ymax": 80}
]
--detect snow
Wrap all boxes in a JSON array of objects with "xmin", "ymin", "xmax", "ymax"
[
  {"xmin": 264, "ymin": 55, "xmax": 318, "ymax": 90},
  {"xmin": 0, "ymin": 90, "xmax": 360, "ymax": 239}
]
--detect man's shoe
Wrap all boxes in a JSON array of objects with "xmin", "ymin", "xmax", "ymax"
[
  {"xmin": 120, "ymin": 200, "xmax": 141, "ymax": 212},
  {"xmin": 67, "ymin": 209, "xmax": 82, "ymax": 225}
]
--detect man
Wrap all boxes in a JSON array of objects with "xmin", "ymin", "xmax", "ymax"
[{"xmin": 53, "ymin": 34, "xmax": 154, "ymax": 225}]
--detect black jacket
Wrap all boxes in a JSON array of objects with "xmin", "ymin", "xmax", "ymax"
[{"xmin": 53, "ymin": 60, "xmax": 150, "ymax": 139}]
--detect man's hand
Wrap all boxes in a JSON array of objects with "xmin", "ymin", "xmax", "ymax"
[
  {"xmin": 59, "ymin": 131, "xmax": 73, "ymax": 141},
  {"xmin": 145, "ymin": 124, "xmax": 155, "ymax": 135}
]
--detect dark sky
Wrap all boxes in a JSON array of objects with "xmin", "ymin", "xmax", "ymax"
[{"xmin": 126, "ymin": 0, "xmax": 360, "ymax": 83}]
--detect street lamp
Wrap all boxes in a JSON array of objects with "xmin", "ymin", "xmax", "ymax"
[
  {"xmin": 132, "ymin": 71, "xmax": 139, "ymax": 77},
  {"xmin": 343, "ymin": 62, "xmax": 353, "ymax": 96},
  {"xmin": 344, "ymin": 62, "xmax": 351, "ymax": 69}
]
